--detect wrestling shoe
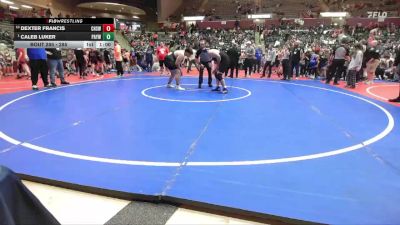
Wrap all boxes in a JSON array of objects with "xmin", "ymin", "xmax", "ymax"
[{"xmin": 176, "ymin": 85, "xmax": 185, "ymax": 91}]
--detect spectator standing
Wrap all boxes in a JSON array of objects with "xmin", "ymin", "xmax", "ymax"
[
  {"xmin": 156, "ymin": 42, "xmax": 169, "ymax": 75},
  {"xmin": 27, "ymin": 48, "xmax": 49, "ymax": 90},
  {"xmin": 74, "ymin": 48, "xmax": 87, "ymax": 79},
  {"xmin": 262, "ymin": 45, "xmax": 276, "ymax": 78},
  {"xmin": 114, "ymin": 41, "xmax": 123, "ymax": 77},
  {"xmin": 226, "ymin": 43, "xmax": 240, "ymax": 78},
  {"xmin": 281, "ymin": 46, "xmax": 291, "ymax": 80},
  {"xmin": 244, "ymin": 41, "xmax": 255, "ymax": 77},
  {"xmin": 346, "ymin": 43, "xmax": 364, "ymax": 88},
  {"xmin": 46, "ymin": 48, "xmax": 70, "ymax": 87},
  {"xmin": 254, "ymin": 45, "xmax": 263, "ymax": 74},
  {"xmin": 326, "ymin": 40, "xmax": 348, "ymax": 85},
  {"xmin": 289, "ymin": 41, "xmax": 302, "ymax": 79},
  {"xmin": 145, "ymin": 46, "xmax": 154, "ymax": 72}
]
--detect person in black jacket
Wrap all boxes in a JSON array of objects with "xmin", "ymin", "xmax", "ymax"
[
  {"xmin": 289, "ymin": 41, "xmax": 302, "ymax": 79},
  {"xmin": 46, "ymin": 48, "xmax": 69, "ymax": 87},
  {"xmin": 226, "ymin": 43, "xmax": 240, "ymax": 78},
  {"xmin": 389, "ymin": 47, "xmax": 400, "ymax": 102}
]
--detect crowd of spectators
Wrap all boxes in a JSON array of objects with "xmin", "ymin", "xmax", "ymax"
[{"xmin": 1, "ymin": 4, "xmax": 400, "ymax": 102}]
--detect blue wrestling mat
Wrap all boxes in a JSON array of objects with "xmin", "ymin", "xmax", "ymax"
[{"xmin": 0, "ymin": 75, "xmax": 399, "ymax": 224}]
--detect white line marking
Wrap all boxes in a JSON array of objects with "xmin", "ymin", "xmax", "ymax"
[
  {"xmin": 0, "ymin": 131, "xmax": 22, "ymax": 145},
  {"xmin": 141, "ymin": 84, "xmax": 252, "ymax": 103},
  {"xmin": 0, "ymin": 78, "xmax": 395, "ymax": 166},
  {"xmin": 366, "ymin": 85, "xmax": 399, "ymax": 101}
]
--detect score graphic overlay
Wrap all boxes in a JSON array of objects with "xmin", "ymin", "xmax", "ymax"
[{"xmin": 14, "ymin": 18, "xmax": 115, "ymax": 49}]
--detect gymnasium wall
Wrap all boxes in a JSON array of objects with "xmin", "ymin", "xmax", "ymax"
[{"xmin": 157, "ymin": 0, "xmax": 183, "ymax": 22}]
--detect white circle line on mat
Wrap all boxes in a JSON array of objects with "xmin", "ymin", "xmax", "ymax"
[
  {"xmin": 0, "ymin": 77, "xmax": 395, "ymax": 166},
  {"xmin": 141, "ymin": 84, "xmax": 252, "ymax": 103},
  {"xmin": 366, "ymin": 85, "xmax": 399, "ymax": 101}
]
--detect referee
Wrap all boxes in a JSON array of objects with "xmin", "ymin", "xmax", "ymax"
[{"xmin": 195, "ymin": 40, "xmax": 213, "ymax": 88}]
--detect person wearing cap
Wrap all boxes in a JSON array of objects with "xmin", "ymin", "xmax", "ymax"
[{"xmin": 244, "ymin": 41, "xmax": 255, "ymax": 77}]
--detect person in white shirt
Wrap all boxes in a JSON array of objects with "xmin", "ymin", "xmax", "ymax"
[
  {"xmin": 261, "ymin": 45, "xmax": 276, "ymax": 78},
  {"xmin": 346, "ymin": 43, "xmax": 364, "ymax": 88},
  {"xmin": 243, "ymin": 41, "xmax": 255, "ymax": 77}
]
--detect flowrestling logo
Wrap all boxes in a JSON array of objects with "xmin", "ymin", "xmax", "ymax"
[
  {"xmin": 367, "ymin": 11, "xmax": 388, "ymax": 19},
  {"xmin": 47, "ymin": 19, "xmax": 84, "ymax": 24}
]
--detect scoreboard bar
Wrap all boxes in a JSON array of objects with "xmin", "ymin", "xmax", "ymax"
[
  {"xmin": 14, "ymin": 18, "xmax": 114, "ymax": 24},
  {"xmin": 15, "ymin": 32, "xmax": 114, "ymax": 41},
  {"xmin": 14, "ymin": 25, "xmax": 110, "ymax": 32},
  {"xmin": 14, "ymin": 41, "xmax": 114, "ymax": 49},
  {"xmin": 13, "ymin": 18, "xmax": 115, "ymax": 49}
]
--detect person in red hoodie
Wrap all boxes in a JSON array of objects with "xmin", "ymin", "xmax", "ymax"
[{"xmin": 156, "ymin": 42, "xmax": 169, "ymax": 75}]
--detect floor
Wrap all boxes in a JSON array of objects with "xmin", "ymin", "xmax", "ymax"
[
  {"xmin": 23, "ymin": 180, "xmax": 266, "ymax": 225},
  {"xmin": 1, "ymin": 72, "xmax": 399, "ymax": 224}
]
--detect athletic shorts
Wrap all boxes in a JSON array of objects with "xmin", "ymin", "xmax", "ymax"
[
  {"xmin": 218, "ymin": 52, "xmax": 230, "ymax": 73},
  {"xmin": 164, "ymin": 55, "xmax": 178, "ymax": 70},
  {"xmin": 159, "ymin": 60, "xmax": 165, "ymax": 67}
]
